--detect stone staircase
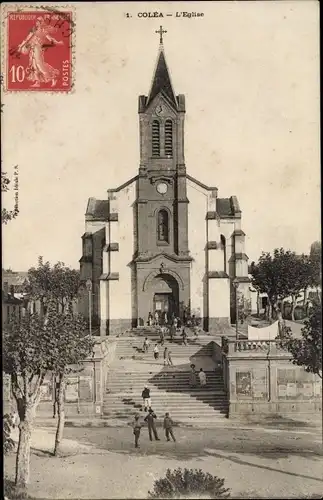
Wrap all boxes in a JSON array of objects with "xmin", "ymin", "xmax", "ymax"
[{"xmin": 103, "ymin": 327, "xmax": 229, "ymax": 424}]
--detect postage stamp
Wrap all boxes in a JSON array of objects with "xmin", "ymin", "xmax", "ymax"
[{"xmin": 5, "ymin": 8, "xmax": 73, "ymax": 92}]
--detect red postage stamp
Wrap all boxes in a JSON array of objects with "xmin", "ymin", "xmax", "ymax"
[{"xmin": 6, "ymin": 9, "xmax": 73, "ymax": 92}]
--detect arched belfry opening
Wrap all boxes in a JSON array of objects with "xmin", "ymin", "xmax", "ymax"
[{"xmin": 157, "ymin": 209, "xmax": 169, "ymax": 243}]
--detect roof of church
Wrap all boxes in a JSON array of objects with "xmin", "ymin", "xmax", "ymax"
[
  {"xmin": 147, "ymin": 47, "xmax": 178, "ymax": 109},
  {"xmin": 85, "ymin": 198, "xmax": 110, "ymax": 220},
  {"xmin": 216, "ymin": 197, "xmax": 241, "ymax": 218}
]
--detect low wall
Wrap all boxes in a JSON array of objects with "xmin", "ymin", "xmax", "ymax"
[
  {"xmin": 224, "ymin": 339, "xmax": 322, "ymax": 419},
  {"xmin": 3, "ymin": 337, "xmax": 117, "ymax": 419}
]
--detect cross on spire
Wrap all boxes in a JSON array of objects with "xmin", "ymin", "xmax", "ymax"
[{"xmin": 155, "ymin": 25, "xmax": 167, "ymax": 45}]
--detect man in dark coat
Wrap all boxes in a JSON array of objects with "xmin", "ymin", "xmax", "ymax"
[{"xmin": 144, "ymin": 408, "xmax": 160, "ymax": 441}]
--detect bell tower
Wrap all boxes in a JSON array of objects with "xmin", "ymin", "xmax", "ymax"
[
  {"xmin": 137, "ymin": 27, "xmax": 189, "ymax": 258},
  {"xmin": 135, "ymin": 27, "xmax": 191, "ymax": 324}
]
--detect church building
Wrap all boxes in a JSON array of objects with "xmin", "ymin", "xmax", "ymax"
[{"xmin": 79, "ymin": 30, "xmax": 250, "ymax": 336}]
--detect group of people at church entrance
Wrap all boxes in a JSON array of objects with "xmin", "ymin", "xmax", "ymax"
[
  {"xmin": 132, "ymin": 409, "xmax": 176, "ymax": 448},
  {"xmin": 147, "ymin": 310, "xmax": 200, "ymax": 330}
]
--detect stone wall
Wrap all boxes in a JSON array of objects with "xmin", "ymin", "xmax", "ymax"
[
  {"xmin": 225, "ymin": 339, "xmax": 322, "ymax": 419},
  {"xmin": 3, "ymin": 338, "xmax": 116, "ymax": 419}
]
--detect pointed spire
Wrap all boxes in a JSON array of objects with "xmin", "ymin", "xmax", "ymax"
[{"xmin": 146, "ymin": 28, "xmax": 177, "ymax": 109}]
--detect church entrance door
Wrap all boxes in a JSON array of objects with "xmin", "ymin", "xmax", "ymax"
[
  {"xmin": 153, "ymin": 293, "xmax": 176, "ymax": 318},
  {"xmin": 149, "ymin": 273, "xmax": 179, "ymax": 322}
]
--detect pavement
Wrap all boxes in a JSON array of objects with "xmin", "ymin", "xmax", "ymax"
[
  {"xmin": 33, "ymin": 411, "xmax": 323, "ymax": 432},
  {"xmin": 5, "ymin": 423, "xmax": 323, "ymax": 499}
]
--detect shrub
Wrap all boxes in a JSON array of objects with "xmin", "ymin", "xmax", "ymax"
[
  {"xmin": 148, "ymin": 468, "xmax": 230, "ymax": 499},
  {"xmin": 3, "ymin": 413, "xmax": 15, "ymax": 455}
]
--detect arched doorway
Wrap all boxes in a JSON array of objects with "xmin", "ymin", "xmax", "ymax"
[{"xmin": 150, "ymin": 274, "xmax": 179, "ymax": 319}]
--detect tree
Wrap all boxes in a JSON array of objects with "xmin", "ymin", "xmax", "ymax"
[
  {"xmin": 250, "ymin": 249, "xmax": 290, "ymax": 322},
  {"xmin": 148, "ymin": 468, "xmax": 230, "ymax": 499},
  {"xmin": 25, "ymin": 257, "xmax": 80, "ymax": 317},
  {"xmin": 2, "ymin": 170, "xmax": 19, "ymax": 224},
  {"xmin": 309, "ymin": 241, "xmax": 321, "ymax": 301},
  {"xmin": 45, "ymin": 306, "xmax": 95, "ymax": 456},
  {"xmin": 278, "ymin": 301, "xmax": 322, "ymax": 378},
  {"xmin": 3, "ymin": 312, "xmax": 55, "ymax": 490},
  {"xmin": 284, "ymin": 253, "xmax": 312, "ymax": 321},
  {"xmin": 250, "ymin": 249, "xmax": 313, "ymax": 324},
  {"xmin": 3, "ymin": 305, "xmax": 94, "ymax": 491}
]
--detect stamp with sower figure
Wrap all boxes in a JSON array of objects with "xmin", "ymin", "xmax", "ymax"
[{"xmin": 6, "ymin": 8, "xmax": 73, "ymax": 92}]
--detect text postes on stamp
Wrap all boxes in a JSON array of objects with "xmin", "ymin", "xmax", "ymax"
[{"xmin": 6, "ymin": 10, "xmax": 73, "ymax": 92}]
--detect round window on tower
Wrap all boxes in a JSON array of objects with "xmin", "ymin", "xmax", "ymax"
[{"xmin": 156, "ymin": 182, "xmax": 168, "ymax": 195}]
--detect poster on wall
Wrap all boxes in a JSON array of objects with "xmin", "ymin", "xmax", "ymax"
[
  {"xmin": 251, "ymin": 370, "xmax": 267, "ymax": 400},
  {"xmin": 65, "ymin": 377, "xmax": 79, "ymax": 402},
  {"xmin": 236, "ymin": 371, "xmax": 252, "ymax": 397}
]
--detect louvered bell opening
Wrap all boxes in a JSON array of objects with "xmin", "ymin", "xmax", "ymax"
[
  {"xmin": 165, "ymin": 120, "xmax": 173, "ymax": 157},
  {"xmin": 152, "ymin": 121, "xmax": 160, "ymax": 157}
]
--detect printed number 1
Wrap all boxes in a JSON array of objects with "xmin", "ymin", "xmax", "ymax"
[{"xmin": 10, "ymin": 65, "xmax": 25, "ymax": 83}]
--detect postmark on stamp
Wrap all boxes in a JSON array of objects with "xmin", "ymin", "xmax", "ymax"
[{"xmin": 5, "ymin": 8, "xmax": 74, "ymax": 92}]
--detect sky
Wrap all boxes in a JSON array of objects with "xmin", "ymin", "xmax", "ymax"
[{"xmin": 1, "ymin": 1, "xmax": 320, "ymax": 271}]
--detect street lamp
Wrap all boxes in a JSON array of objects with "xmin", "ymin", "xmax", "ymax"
[
  {"xmin": 85, "ymin": 279, "xmax": 92, "ymax": 336},
  {"xmin": 232, "ymin": 278, "xmax": 239, "ymax": 340}
]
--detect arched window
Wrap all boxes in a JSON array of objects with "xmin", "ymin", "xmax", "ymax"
[
  {"xmin": 152, "ymin": 120, "xmax": 160, "ymax": 157},
  {"xmin": 164, "ymin": 120, "xmax": 173, "ymax": 157},
  {"xmin": 157, "ymin": 209, "xmax": 169, "ymax": 243},
  {"xmin": 220, "ymin": 235, "xmax": 226, "ymax": 273}
]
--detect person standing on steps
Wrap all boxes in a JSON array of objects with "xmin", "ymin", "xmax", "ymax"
[
  {"xmin": 154, "ymin": 310, "xmax": 159, "ymax": 326},
  {"xmin": 181, "ymin": 327, "xmax": 188, "ymax": 346},
  {"xmin": 142, "ymin": 337, "xmax": 150, "ymax": 353},
  {"xmin": 163, "ymin": 412, "xmax": 176, "ymax": 442},
  {"xmin": 148, "ymin": 312, "xmax": 153, "ymax": 327},
  {"xmin": 159, "ymin": 327, "xmax": 165, "ymax": 346},
  {"xmin": 167, "ymin": 350, "xmax": 173, "ymax": 366},
  {"xmin": 163, "ymin": 311, "xmax": 168, "ymax": 327},
  {"xmin": 153, "ymin": 343, "xmax": 159, "ymax": 360},
  {"xmin": 144, "ymin": 408, "xmax": 160, "ymax": 441},
  {"xmin": 163, "ymin": 346, "xmax": 169, "ymax": 366},
  {"xmin": 198, "ymin": 368, "xmax": 207, "ymax": 387},
  {"xmin": 189, "ymin": 364, "xmax": 198, "ymax": 388},
  {"xmin": 142, "ymin": 385, "xmax": 152, "ymax": 411},
  {"xmin": 132, "ymin": 414, "xmax": 142, "ymax": 448}
]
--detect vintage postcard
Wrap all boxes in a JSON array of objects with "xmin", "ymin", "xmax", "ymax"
[{"xmin": 1, "ymin": 2, "xmax": 321, "ymax": 499}]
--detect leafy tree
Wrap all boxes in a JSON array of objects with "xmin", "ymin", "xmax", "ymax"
[
  {"xmin": 25, "ymin": 257, "xmax": 80, "ymax": 316},
  {"xmin": 278, "ymin": 301, "xmax": 322, "ymax": 378},
  {"xmin": 148, "ymin": 468, "xmax": 230, "ymax": 499},
  {"xmin": 3, "ymin": 306, "xmax": 94, "ymax": 490},
  {"xmin": 284, "ymin": 253, "xmax": 312, "ymax": 321},
  {"xmin": 44, "ymin": 306, "xmax": 95, "ymax": 455},
  {"xmin": 2, "ymin": 170, "xmax": 19, "ymax": 224},
  {"xmin": 3, "ymin": 312, "xmax": 54, "ymax": 490},
  {"xmin": 309, "ymin": 241, "xmax": 321, "ymax": 299},
  {"xmin": 250, "ymin": 249, "xmax": 290, "ymax": 322},
  {"xmin": 250, "ymin": 249, "xmax": 313, "ymax": 323}
]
